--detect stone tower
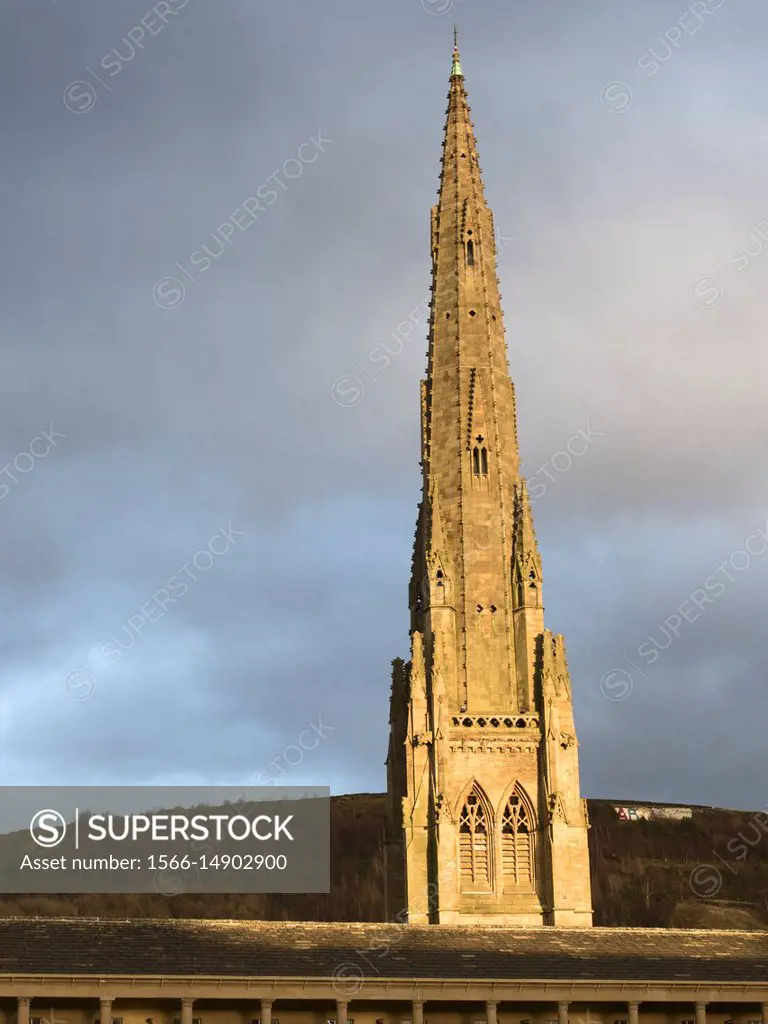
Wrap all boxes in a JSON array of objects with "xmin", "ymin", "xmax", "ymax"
[{"xmin": 384, "ymin": 36, "xmax": 593, "ymax": 928}]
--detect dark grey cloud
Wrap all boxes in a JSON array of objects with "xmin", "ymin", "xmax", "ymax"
[{"xmin": 1, "ymin": 0, "xmax": 766, "ymax": 811}]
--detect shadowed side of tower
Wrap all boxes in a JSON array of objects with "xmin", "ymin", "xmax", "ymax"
[{"xmin": 384, "ymin": 36, "xmax": 593, "ymax": 928}]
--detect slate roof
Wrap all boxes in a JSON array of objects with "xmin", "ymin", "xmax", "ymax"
[{"xmin": 0, "ymin": 918, "xmax": 766, "ymax": 982}]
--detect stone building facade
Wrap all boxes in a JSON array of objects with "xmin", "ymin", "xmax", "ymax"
[{"xmin": 384, "ymin": 38, "xmax": 592, "ymax": 926}]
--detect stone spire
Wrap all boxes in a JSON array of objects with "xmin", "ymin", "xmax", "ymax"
[
  {"xmin": 421, "ymin": 30, "xmax": 522, "ymax": 713},
  {"xmin": 385, "ymin": 36, "xmax": 593, "ymax": 929}
]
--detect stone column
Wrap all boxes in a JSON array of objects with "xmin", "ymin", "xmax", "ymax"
[
  {"xmin": 486, "ymin": 1002, "xmax": 498, "ymax": 1024},
  {"xmin": 100, "ymin": 999, "xmax": 113, "ymax": 1024},
  {"xmin": 260, "ymin": 1000, "xmax": 273, "ymax": 1024},
  {"xmin": 558, "ymin": 1002, "xmax": 569, "ymax": 1024},
  {"xmin": 17, "ymin": 998, "xmax": 30, "ymax": 1024},
  {"xmin": 695, "ymin": 1003, "xmax": 707, "ymax": 1024},
  {"xmin": 628, "ymin": 1003, "xmax": 640, "ymax": 1024},
  {"xmin": 181, "ymin": 998, "xmax": 194, "ymax": 1024},
  {"xmin": 762, "ymin": 1003, "xmax": 768, "ymax": 1024},
  {"xmin": 412, "ymin": 1001, "xmax": 424, "ymax": 1024}
]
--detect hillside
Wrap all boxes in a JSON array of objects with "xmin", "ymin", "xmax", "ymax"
[{"xmin": 1, "ymin": 794, "xmax": 766, "ymax": 928}]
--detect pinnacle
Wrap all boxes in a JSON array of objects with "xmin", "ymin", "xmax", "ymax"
[{"xmin": 516, "ymin": 479, "xmax": 540, "ymax": 549}]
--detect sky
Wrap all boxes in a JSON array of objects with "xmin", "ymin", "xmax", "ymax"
[{"xmin": 0, "ymin": 0, "xmax": 767, "ymax": 811}]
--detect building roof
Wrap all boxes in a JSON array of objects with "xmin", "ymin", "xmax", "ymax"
[{"xmin": 0, "ymin": 918, "xmax": 766, "ymax": 982}]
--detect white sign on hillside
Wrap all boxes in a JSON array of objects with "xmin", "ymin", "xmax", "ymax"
[{"xmin": 614, "ymin": 805, "xmax": 692, "ymax": 822}]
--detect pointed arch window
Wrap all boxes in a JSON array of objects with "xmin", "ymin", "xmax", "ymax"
[
  {"xmin": 501, "ymin": 787, "xmax": 535, "ymax": 888},
  {"xmin": 458, "ymin": 785, "xmax": 492, "ymax": 891},
  {"xmin": 466, "ymin": 239, "xmax": 475, "ymax": 266}
]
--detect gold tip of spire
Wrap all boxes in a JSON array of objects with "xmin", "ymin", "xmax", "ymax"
[{"xmin": 451, "ymin": 26, "xmax": 463, "ymax": 78}]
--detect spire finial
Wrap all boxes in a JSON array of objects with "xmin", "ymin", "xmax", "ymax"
[{"xmin": 451, "ymin": 25, "xmax": 463, "ymax": 78}]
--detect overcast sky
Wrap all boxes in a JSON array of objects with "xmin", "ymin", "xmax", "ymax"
[{"xmin": 1, "ymin": 0, "xmax": 766, "ymax": 811}]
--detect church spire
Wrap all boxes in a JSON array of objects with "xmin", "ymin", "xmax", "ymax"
[
  {"xmin": 385, "ymin": 36, "xmax": 593, "ymax": 929},
  {"xmin": 422, "ymin": 28, "xmax": 521, "ymax": 711}
]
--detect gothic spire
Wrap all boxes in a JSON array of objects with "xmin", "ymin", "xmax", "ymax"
[
  {"xmin": 386, "ymin": 35, "xmax": 593, "ymax": 928},
  {"xmin": 418, "ymin": 28, "xmax": 522, "ymax": 711},
  {"xmin": 425, "ymin": 31, "xmax": 519, "ymax": 497}
]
